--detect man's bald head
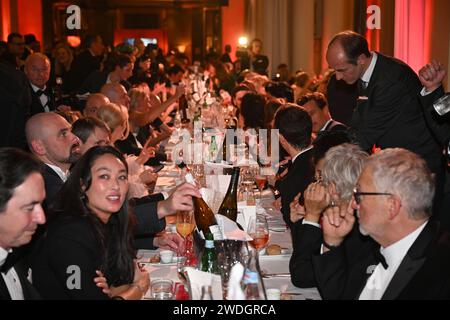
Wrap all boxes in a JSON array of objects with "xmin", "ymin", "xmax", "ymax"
[
  {"xmin": 24, "ymin": 53, "xmax": 51, "ymax": 89},
  {"xmin": 100, "ymin": 83, "xmax": 130, "ymax": 109},
  {"xmin": 26, "ymin": 112, "xmax": 81, "ymax": 170},
  {"xmin": 84, "ymin": 93, "xmax": 110, "ymax": 118}
]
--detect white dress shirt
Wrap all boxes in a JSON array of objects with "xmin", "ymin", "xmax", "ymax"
[
  {"xmin": 0, "ymin": 247, "xmax": 24, "ymax": 300},
  {"xmin": 46, "ymin": 163, "xmax": 68, "ymax": 182},
  {"xmin": 360, "ymin": 52, "xmax": 378, "ymax": 88},
  {"xmin": 359, "ymin": 221, "xmax": 428, "ymax": 300},
  {"xmin": 30, "ymin": 83, "xmax": 50, "ymax": 113}
]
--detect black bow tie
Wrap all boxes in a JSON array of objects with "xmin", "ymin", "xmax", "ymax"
[
  {"xmin": 0, "ymin": 251, "xmax": 19, "ymax": 273},
  {"xmin": 373, "ymin": 249, "xmax": 389, "ymax": 270},
  {"xmin": 36, "ymin": 88, "xmax": 51, "ymax": 97}
]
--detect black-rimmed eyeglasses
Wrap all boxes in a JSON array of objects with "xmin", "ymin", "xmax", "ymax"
[{"xmin": 353, "ymin": 188, "xmax": 393, "ymax": 205}]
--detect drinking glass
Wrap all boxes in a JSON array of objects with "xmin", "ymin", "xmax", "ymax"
[
  {"xmin": 255, "ymin": 175, "xmax": 268, "ymax": 200},
  {"xmin": 151, "ymin": 279, "xmax": 174, "ymax": 300},
  {"xmin": 247, "ymin": 214, "xmax": 269, "ymax": 253},
  {"xmin": 433, "ymin": 93, "xmax": 450, "ymax": 116}
]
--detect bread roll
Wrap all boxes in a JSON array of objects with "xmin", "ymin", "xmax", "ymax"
[{"xmin": 266, "ymin": 244, "xmax": 282, "ymax": 255}]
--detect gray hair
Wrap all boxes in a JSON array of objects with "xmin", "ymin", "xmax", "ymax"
[
  {"xmin": 322, "ymin": 143, "xmax": 368, "ymax": 202},
  {"xmin": 365, "ymin": 148, "xmax": 435, "ymax": 220}
]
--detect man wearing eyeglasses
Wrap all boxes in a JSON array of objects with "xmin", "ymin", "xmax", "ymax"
[{"xmin": 313, "ymin": 148, "xmax": 450, "ymax": 300}]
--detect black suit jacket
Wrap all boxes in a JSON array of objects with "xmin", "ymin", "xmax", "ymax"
[
  {"xmin": 322, "ymin": 119, "xmax": 348, "ymax": 133},
  {"xmin": 42, "ymin": 164, "xmax": 65, "ymax": 211},
  {"xmin": 0, "ymin": 250, "xmax": 41, "ymax": 300},
  {"xmin": 313, "ymin": 221, "xmax": 450, "ymax": 300},
  {"xmin": 0, "ymin": 62, "xmax": 31, "ymax": 149},
  {"xmin": 277, "ymin": 148, "xmax": 315, "ymax": 229},
  {"xmin": 351, "ymin": 53, "xmax": 442, "ymax": 174},
  {"xmin": 326, "ymin": 75, "xmax": 358, "ymax": 127},
  {"xmin": 29, "ymin": 85, "xmax": 57, "ymax": 115},
  {"xmin": 65, "ymin": 50, "xmax": 101, "ymax": 94},
  {"xmin": 79, "ymin": 70, "xmax": 132, "ymax": 94}
]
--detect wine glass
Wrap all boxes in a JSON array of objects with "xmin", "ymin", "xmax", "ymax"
[
  {"xmin": 255, "ymin": 174, "xmax": 268, "ymax": 200},
  {"xmin": 247, "ymin": 214, "xmax": 269, "ymax": 256},
  {"xmin": 176, "ymin": 210, "xmax": 196, "ymax": 261}
]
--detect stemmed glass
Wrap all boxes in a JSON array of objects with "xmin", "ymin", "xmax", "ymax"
[
  {"xmin": 255, "ymin": 174, "xmax": 268, "ymax": 200},
  {"xmin": 176, "ymin": 211, "xmax": 197, "ymax": 263},
  {"xmin": 247, "ymin": 214, "xmax": 269, "ymax": 256}
]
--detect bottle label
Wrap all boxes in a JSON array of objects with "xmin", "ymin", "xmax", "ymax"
[
  {"xmin": 209, "ymin": 225, "xmax": 224, "ymax": 240},
  {"xmin": 243, "ymin": 270, "xmax": 259, "ymax": 285},
  {"xmin": 205, "ymin": 240, "xmax": 214, "ymax": 249}
]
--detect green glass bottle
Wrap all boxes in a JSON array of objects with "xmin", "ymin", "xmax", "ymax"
[
  {"xmin": 200, "ymin": 233, "xmax": 219, "ymax": 274},
  {"xmin": 217, "ymin": 167, "xmax": 240, "ymax": 221}
]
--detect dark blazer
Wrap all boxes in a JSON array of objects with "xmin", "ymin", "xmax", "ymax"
[
  {"xmin": 0, "ymin": 62, "xmax": 31, "ymax": 149},
  {"xmin": 277, "ymin": 148, "xmax": 315, "ymax": 229},
  {"xmin": 313, "ymin": 221, "xmax": 450, "ymax": 300},
  {"xmin": 351, "ymin": 53, "xmax": 442, "ymax": 174},
  {"xmin": 31, "ymin": 216, "xmax": 112, "ymax": 300},
  {"xmin": 79, "ymin": 70, "xmax": 132, "ymax": 94},
  {"xmin": 289, "ymin": 223, "xmax": 323, "ymax": 288},
  {"xmin": 65, "ymin": 50, "xmax": 101, "ymax": 94},
  {"xmin": 0, "ymin": 250, "xmax": 41, "ymax": 300},
  {"xmin": 42, "ymin": 164, "xmax": 65, "ymax": 211},
  {"xmin": 322, "ymin": 119, "xmax": 348, "ymax": 133},
  {"xmin": 29, "ymin": 84, "xmax": 57, "ymax": 115},
  {"xmin": 326, "ymin": 74, "xmax": 358, "ymax": 127}
]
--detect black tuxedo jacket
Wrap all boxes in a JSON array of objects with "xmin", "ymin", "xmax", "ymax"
[
  {"xmin": 313, "ymin": 221, "xmax": 450, "ymax": 300},
  {"xmin": 43, "ymin": 164, "xmax": 65, "ymax": 211},
  {"xmin": 278, "ymin": 148, "xmax": 315, "ymax": 229},
  {"xmin": 29, "ymin": 85, "xmax": 56, "ymax": 115},
  {"xmin": 0, "ymin": 62, "xmax": 31, "ymax": 149},
  {"xmin": 79, "ymin": 70, "xmax": 132, "ymax": 94},
  {"xmin": 351, "ymin": 53, "xmax": 442, "ymax": 174},
  {"xmin": 327, "ymin": 75, "xmax": 359, "ymax": 127},
  {"xmin": 0, "ymin": 249, "xmax": 41, "ymax": 300},
  {"xmin": 322, "ymin": 119, "xmax": 348, "ymax": 133}
]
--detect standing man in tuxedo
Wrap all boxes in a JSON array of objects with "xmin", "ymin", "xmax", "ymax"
[
  {"xmin": 24, "ymin": 53, "xmax": 55, "ymax": 115},
  {"xmin": 326, "ymin": 31, "xmax": 442, "ymax": 175},
  {"xmin": 0, "ymin": 148, "xmax": 46, "ymax": 300},
  {"xmin": 314, "ymin": 149, "xmax": 450, "ymax": 300}
]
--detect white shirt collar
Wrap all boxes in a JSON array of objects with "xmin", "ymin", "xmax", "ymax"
[
  {"xmin": 380, "ymin": 220, "xmax": 429, "ymax": 269},
  {"xmin": 30, "ymin": 83, "xmax": 46, "ymax": 93},
  {"xmin": 46, "ymin": 163, "xmax": 68, "ymax": 182},
  {"xmin": 291, "ymin": 145, "xmax": 314, "ymax": 163},
  {"xmin": 0, "ymin": 247, "xmax": 12, "ymax": 267},
  {"xmin": 320, "ymin": 119, "xmax": 333, "ymax": 132},
  {"xmin": 360, "ymin": 52, "xmax": 378, "ymax": 85}
]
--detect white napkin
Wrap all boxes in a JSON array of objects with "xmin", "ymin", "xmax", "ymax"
[
  {"xmin": 185, "ymin": 268, "xmax": 223, "ymax": 300},
  {"xmin": 226, "ymin": 263, "xmax": 246, "ymax": 300},
  {"xmin": 215, "ymin": 214, "xmax": 252, "ymax": 241}
]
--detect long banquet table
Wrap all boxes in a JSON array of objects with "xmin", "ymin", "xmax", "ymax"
[{"xmin": 138, "ymin": 163, "xmax": 322, "ymax": 301}]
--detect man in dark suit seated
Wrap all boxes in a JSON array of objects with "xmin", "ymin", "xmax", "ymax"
[
  {"xmin": 273, "ymin": 104, "xmax": 315, "ymax": 230},
  {"xmin": 297, "ymin": 92, "xmax": 347, "ymax": 137},
  {"xmin": 326, "ymin": 31, "xmax": 442, "ymax": 176},
  {"xmin": 0, "ymin": 148, "xmax": 46, "ymax": 300},
  {"xmin": 314, "ymin": 148, "xmax": 450, "ymax": 300},
  {"xmin": 25, "ymin": 112, "xmax": 82, "ymax": 207},
  {"xmin": 24, "ymin": 53, "xmax": 56, "ymax": 115}
]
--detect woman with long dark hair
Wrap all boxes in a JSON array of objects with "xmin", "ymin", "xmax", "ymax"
[{"xmin": 32, "ymin": 146, "xmax": 149, "ymax": 300}]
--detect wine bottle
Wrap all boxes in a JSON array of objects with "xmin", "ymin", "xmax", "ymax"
[
  {"xmin": 217, "ymin": 167, "xmax": 240, "ymax": 221},
  {"xmin": 179, "ymin": 94, "xmax": 190, "ymax": 124},
  {"xmin": 200, "ymin": 233, "xmax": 219, "ymax": 274},
  {"xmin": 184, "ymin": 172, "xmax": 224, "ymax": 240}
]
